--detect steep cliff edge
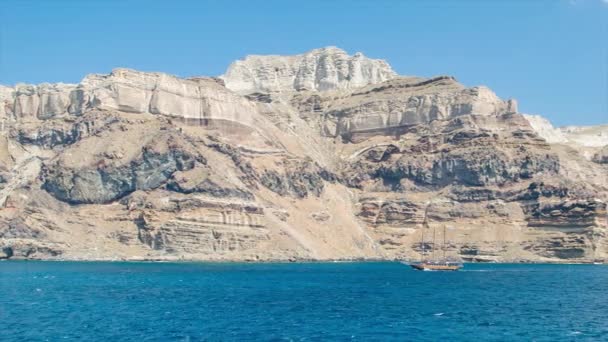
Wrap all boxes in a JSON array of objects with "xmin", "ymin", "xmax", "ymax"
[{"xmin": 1, "ymin": 47, "xmax": 606, "ymax": 262}]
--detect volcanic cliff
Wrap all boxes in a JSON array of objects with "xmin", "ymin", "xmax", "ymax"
[{"xmin": 1, "ymin": 47, "xmax": 606, "ymax": 262}]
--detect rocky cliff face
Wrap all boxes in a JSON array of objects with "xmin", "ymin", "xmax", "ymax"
[
  {"xmin": 1, "ymin": 47, "xmax": 606, "ymax": 262},
  {"xmin": 221, "ymin": 46, "xmax": 396, "ymax": 94}
]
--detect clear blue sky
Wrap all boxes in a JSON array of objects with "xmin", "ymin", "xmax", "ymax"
[{"xmin": 1, "ymin": 0, "xmax": 606, "ymax": 126}]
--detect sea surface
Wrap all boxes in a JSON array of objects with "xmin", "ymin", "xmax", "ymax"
[{"xmin": 1, "ymin": 262, "xmax": 607, "ymax": 341}]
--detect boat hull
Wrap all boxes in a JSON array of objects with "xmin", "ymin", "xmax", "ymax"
[{"xmin": 410, "ymin": 263, "xmax": 462, "ymax": 271}]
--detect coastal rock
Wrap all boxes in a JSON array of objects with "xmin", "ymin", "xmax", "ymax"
[
  {"xmin": 0, "ymin": 47, "xmax": 606, "ymax": 263},
  {"xmin": 0, "ymin": 241, "xmax": 63, "ymax": 259}
]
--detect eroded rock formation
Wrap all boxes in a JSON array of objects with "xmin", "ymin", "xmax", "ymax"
[
  {"xmin": 0, "ymin": 47, "xmax": 606, "ymax": 262},
  {"xmin": 221, "ymin": 46, "xmax": 396, "ymax": 94}
]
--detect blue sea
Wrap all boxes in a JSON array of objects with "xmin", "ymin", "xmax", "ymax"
[{"xmin": 1, "ymin": 262, "xmax": 607, "ymax": 341}]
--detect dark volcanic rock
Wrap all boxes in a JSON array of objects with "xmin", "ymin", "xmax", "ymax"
[
  {"xmin": 14, "ymin": 111, "xmax": 120, "ymax": 149},
  {"xmin": 43, "ymin": 140, "xmax": 199, "ymax": 204},
  {"xmin": 167, "ymin": 177, "xmax": 254, "ymax": 200},
  {"xmin": 260, "ymin": 160, "xmax": 326, "ymax": 198}
]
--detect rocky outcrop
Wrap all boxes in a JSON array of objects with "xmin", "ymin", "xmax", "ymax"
[
  {"xmin": 0, "ymin": 85, "xmax": 14, "ymax": 120},
  {"xmin": 294, "ymin": 76, "xmax": 518, "ymax": 141},
  {"xmin": 342, "ymin": 113, "xmax": 559, "ymax": 191},
  {"xmin": 166, "ymin": 167, "xmax": 254, "ymax": 200},
  {"xmin": 524, "ymin": 198, "xmax": 606, "ymax": 229},
  {"xmin": 259, "ymin": 159, "xmax": 329, "ymax": 198},
  {"xmin": 523, "ymin": 114, "xmax": 567, "ymax": 144},
  {"xmin": 560, "ymin": 125, "xmax": 608, "ymax": 147},
  {"xmin": 2, "ymin": 69, "xmax": 259, "ymax": 131},
  {"xmin": 524, "ymin": 114, "xmax": 608, "ymax": 148},
  {"xmin": 0, "ymin": 242, "xmax": 63, "ymax": 260},
  {"xmin": 14, "ymin": 110, "xmax": 120, "ymax": 148},
  {"xmin": 133, "ymin": 197, "xmax": 269, "ymax": 256},
  {"xmin": 0, "ymin": 47, "xmax": 606, "ymax": 263},
  {"xmin": 221, "ymin": 46, "xmax": 396, "ymax": 94},
  {"xmin": 43, "ymin": 131, "xmax": 201, "ymax": 204},
  {"xmin": 593, "ymin": 146, "xmax": 608, "ymax": 164}
]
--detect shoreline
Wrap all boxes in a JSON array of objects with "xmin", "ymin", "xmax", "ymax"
[{"xmin": 1, "ymin": 257, "xmax": 605, "ymax": 265}]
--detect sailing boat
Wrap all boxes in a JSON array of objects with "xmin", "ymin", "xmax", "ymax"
[{"xmin": 410, "ymin": 224, "xmax": 463, "ymax": 271}]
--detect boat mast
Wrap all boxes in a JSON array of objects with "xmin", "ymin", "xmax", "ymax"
[
  {"xmin": 432, "ymin": 225, "xmax": 436, "ymax": 261},
  {"xmin": 420, "ymin": 228, "xmax": 425, "ymax": 261},
  {"xmin": 421, "ymin": 201, "xmax": 432, "ymax": 262},
  {"xmin": 443, "ymin": 225, "xmax": 446, "ymax": 261}
]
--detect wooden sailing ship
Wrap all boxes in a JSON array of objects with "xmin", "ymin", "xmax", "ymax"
[{"xmin": 409, "ymin": 206, "xmax": 462, "ymax": 271}]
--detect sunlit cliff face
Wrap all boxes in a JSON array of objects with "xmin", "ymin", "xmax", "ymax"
[{"xmin": 0, "ymin": 47, "xmax": 606, "ymax": 262}]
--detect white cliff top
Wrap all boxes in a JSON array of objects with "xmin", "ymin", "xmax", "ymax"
[
  {"xmin": 2, "ymin": 48, "xmax": 605, "ymax": 147},
  {"xmin": 220, "ymin": 46, "xmax": 397, "ymax": 94},
  {"xmin": 523, "ymin": 114, "xmax": 567, "ymax": 144},
  {"xmin": 560, "ymin": 124, "xmax": 608, "ymax": 147},
  {"xmin": 523, "ymin": 114, "xmax": 608, "ymax": 147},
  {"xmin": 0, "ymin": 68, "xmax": 258, "ymax": 125}
]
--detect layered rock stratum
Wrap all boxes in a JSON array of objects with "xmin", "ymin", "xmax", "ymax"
[{"xmin": 1, "ymin": 47, "xmax": 606, "ymax": 262}]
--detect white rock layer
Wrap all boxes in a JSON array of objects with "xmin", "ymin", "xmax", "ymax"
[
  {"xmin": 524, "ymin": 114, "xmax": 608, "ymax": 147},
  {"xmin": 0, "ymin": 85, "xmax": 14, "ymax": 120},
  {"xmin": 221, "ymin": 46, "xmax": 397, "ymax": 94},
  {"xmin": 560, "ymin": 125, "xmax": 608, "ymax": 147},
  {"xmin": 314, "ymin": 77, "xmax": 519, "ymax": 137},
  {"xmin": 523, "ymin": 114, "xmax": 567, "ymax": 144},
  {"xmin": 1, "ymin": 69, "xmax": 258, "ymax": 127}
]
